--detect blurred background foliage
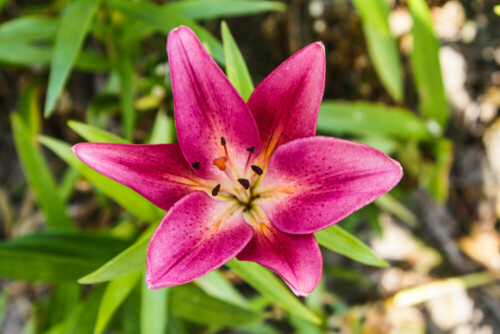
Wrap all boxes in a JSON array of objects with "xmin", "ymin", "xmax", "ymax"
[{"xmin": 1, "ymin": 0, "xmax": 500, "ymax": 333}]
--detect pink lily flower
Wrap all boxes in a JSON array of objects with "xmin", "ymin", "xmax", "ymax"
[{"xmin": 72, "ymin": 26, "xmax": 402, "ymax": 297}]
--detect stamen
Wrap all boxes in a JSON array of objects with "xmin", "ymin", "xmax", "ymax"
[
  {"xmin": 244, "ymin": 147, "xmax": 255, "ymax": 171},
  {"xmin": 221, "ymin": 137, "xmax": 226, "ymax": 146},
  {"xmin": 251, "ymin": 165, "xmax": 263, "ymax": 175},
  {"xmin": 213, "ymin": 156, "xmax": 228, "ymax": 171},
  {"xmin": 237, "ymin": 178, "xmax": 250, "ymax": 190},
  {"xmin": 211, "ymin": 184, "xmax": 221, "ymax": 196},
  {"xmin": 246, "ymin": 146, "xmax": 255, "ymax": 153},
  {"xmin": 192, "ymin": 161, "xmax": 200, "ymax": 170}
]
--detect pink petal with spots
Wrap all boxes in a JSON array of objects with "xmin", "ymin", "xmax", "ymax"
[
  {"xmin": 146, "ymin": 192, "xmax": 252, "ymax": 289},
  {"xmin": 260, "ymin": 137, "xmax": 403, "ymax": 234},
  {"xmin": 167, "ymin": 26, "xmax": 261, "ymax": 179},
  {"xmin": 72, "ymin": 143, "xmax": 204, "ymax": 211},
  {"xmin": 237, "ymin": 222, "xmax": 322, "ymax": 297},
  {"xmin": 248, "ymin": 42, "xmax": 325, "ymax": 158}
]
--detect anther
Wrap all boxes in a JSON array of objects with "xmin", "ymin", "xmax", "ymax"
[
  {"xmin": 251, "ymin": 165, "xmax": 263, "ymax": 175},
  {"xmin": 211, "ymin": 184, "xmax": 221, "ymax": 196},
  {"xmin": 238, "ymin": 178, "xmax": 250, "ymax": 190},
  {"xmin": 192, "ymin": 161, "xmax": 200, "ymax": 170},
  {"xmin": 221, "ymin": 137, "xmax": 226, "ymax": 146},
  {"xmin": 213, "ymin": 156, "xmax": 228, "ymax": 171},
  {"xmin": 246, "ymin": 146, "xmax": 255, "ymax": 153}
]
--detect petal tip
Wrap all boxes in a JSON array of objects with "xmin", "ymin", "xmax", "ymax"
[{"xmin": 315, "ymin": 41, "xmax": 325, "ymax": 53}]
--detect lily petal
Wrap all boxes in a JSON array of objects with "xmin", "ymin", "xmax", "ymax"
[
  {"xmin": 167, "ymin": 26, "xmax": 261, "ymax": 179},
  {"xmin": 72, "ymin": 143, "xmax": 204, "ymax": 211},
  {"xmin": 248, "ymin": 42, "xmax": 325, "ymax": 158},
  {"xmin": 237, "ymin": 221, "xmax": 322, "ymax": 297},
  {"xmin": 259, "ymin": 137, "xmax": 403, "ymax": 234},
  {"xmin": 146, "ymin": 192, "xmax": 252, "ymax": 289}
]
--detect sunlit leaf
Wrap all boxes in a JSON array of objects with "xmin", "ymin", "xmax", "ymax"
[
  {"xmin": 165, "ymin": 0, "xmax": 285, "ymax": 20},
  {"xmin": 226, "ymin": 260, "xmax": 321, "ymax": 324},
  {"xmin": 221, "ymin": 21, "xmax": 254, "ymax": 101},
  {"xmin": 350, "ymin": 0, "xmax": 390, "ymax": 35},
  {"xmin": 147, "ymin": 111, "xmax": 175, "ymax": 144},
  {"xmin": 315, "ymin": 225, "xmax": 388, "ymax": 267},
  {"xmin": 39, "ymin": 136, "xmax": 164, "ymax": 222},
  {"xmin": 196, "ymin": 270, "xmax": 248, "ymax": 307},
  {"xmin": 11, "ymin": 114, "xmax": 72, "ymax": 230},
  {"xmin": 141, "ymin": 272, "xmax": 169, "ymax": 334},
  {"xmin": 95, "ymin": 271, "xmax": 142, "ymax": 334},
  {"xmin": 45, "ymin": 0, "xmax": 100, "ymax": 116},
  {"xmin": 79, "ymin": 224, "xmax": 156, "ymax": 284},
  {"xmin": 170, "ymin": 285, "xmax": 264, "ymax": 326},
  {"xmin": 409, "ymin": 0, "xmax": 448, "ymax": 127},
  {"xmin": 0, "ymin": 231, "xmax": 128, "ymax": 283},
  {"xmin": 318, "ymin": 101, "xmax": 431, "ymax": 140},
  {"xmin": 68, "ymin": 120, "xmax": 130, "ymax": 144}
]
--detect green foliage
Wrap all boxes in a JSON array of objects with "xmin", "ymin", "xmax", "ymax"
[
  {"xmin": 141, "ymin": 274, "xmax": 169, "ymax": 334},
  {"xmin": 0, "ymin": 231, "xmax": 128, "ymax": 282}
]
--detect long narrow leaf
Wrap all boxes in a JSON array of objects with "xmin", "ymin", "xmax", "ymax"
[
  {"xmin": 221, "ymin": 21, "xmax": 254, "ymax": 101},
  {"xmin": 45, "ymin": 0, "xmax": 100, "ymax": 116},
  {"xmin": 196, "ymin": 270, "xmax": 248, "ymax": 307},
  {"xmin": 0, "ymin": 16, "xmax": 58, "ymax": 43},
  {"xmin": 39, "ymin": 136, "xmax": 164, "ymax": 222},
  {"xmin": 141, "ymin": 273, "xmax": 169, "ymax": 334},
  {"xmin": 68, "ymin": 121, "xmax": 130, "ymax": 144},
  {"xmin": 226, "ymin": 260, "xmax": 321, "ymax": 324},
  {"xmin": 315, "ymin": 225, "xmax": 388, "ymax": 267},
  {"xmin": 11, "ymin": 114, "xmax": 72, "ymax": 229},
  {"xmin": 352, "ymin": 0, "xmax": 403, "ymax": 101},
  {"xmin": 95, "ymin": 271, "xmax": 142, "ymax": 334},
  {"xmin": 117, "ymin": 53, "xmax": 135, "ymax": 140},
  {"xmin": 165, "ymin": 0, "xmax": 285, "ymax": 20},
  {"xmin": 79, "ymin": 224, "xmax": 156, "ymax": 284},
  {"xmin": 0, "ymin": 231, "xmax": 128, "ymax": 283},
  {"xmin": 318, "ymin": 101, "xmax": 431, "ymax": 140},
  {"xmin": 409, "ymin": 0, "xmax": 448, "ymax": 127}
]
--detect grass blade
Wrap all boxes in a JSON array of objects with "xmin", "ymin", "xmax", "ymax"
[
  {"xmin": 44, "ymin": 0, "xmax": 100, "ymax": 116},
  {"xmin": 141, "ymin": 272, "xmax": 169, "ymax": 334},
  {"xmin": 68, "ymin": 120, "xmax": 131, "ymax": 144}
]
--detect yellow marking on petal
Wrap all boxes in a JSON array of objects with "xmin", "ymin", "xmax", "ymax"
[
  {"xmin": 213, "ymin": 156, "xmax": 228, "ymax": 171},
  {"xmin": 259, "ymin": 222, "xmax": 271, "ymax": 237}
]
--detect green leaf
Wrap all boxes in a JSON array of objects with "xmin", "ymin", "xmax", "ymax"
[
  {"xmin": 0, "ymin": 231, "xmax": 128, "ymax": 283},
  {"xmin": 318, "ymin": 101, "xmax": 431, "ymax": 140},
  {"xmin": 58, "ymin": 168, "xmax": 79, "ymax": 203},
  {"xmin": 68, "ymin": 120, "xmax": 130, "ymax": 144},
  {"xmin": 45, "ymin": 0, "xmax": 100, "ymax": 116},
  {"xmin": 315, "ymin": 225, "xmax": 388, "ymax": 267},
  {"xmin": 39, "ymin": 136, "xmax": 164, "ymax": 222},
  {"xmin": 141, "ymin": 272, "xmax": 169, "ymax": 334},
  {"xmin": 170, "ymin": 285, "xmax": 264, "ymax": 326},
  {"xmin": 0, "ymin": 16, "xmax": 58, "ymax": 43},
  {"xmin": 95, "ymin": 271, "xmax": 142, "ymax": 334},
  {"xmin": 409, "ymin": 0, "xmax": 448, "ymax": 127},
  {"xmin": 354, "ymin": 136, "xmax": 398, "ymax": 155},
  {"xmin": 226, "ymin": 260, "xmax": 321, "ymax": 324},
  {"xmin": 351, "ymin": 0, "xmax": 390, "ymax": 35},
  {"xmin": 11, "ymin": 114, "xmax": 72, "ymax": 230},
  {"xmin": 147, "ymin": 111, "xmax": 175, "ymax": 144},
  {"xmin": 352, "ymin": 0, "xmax": 403, "ymax": 101},
  {"xmin": 79, "ymin": 224, "xmax": 156, "ymax": 284},
  {"xmin": 0, "ymin": 43, "xmax": 109, "ymax": 70},
  {"xmin": 375, "ymin": 194, "xmax": 418, "ymax": 227},
  {"xmin": 0, "ymin": 287, "xmax": 8, "ymax": 327},
  {"xmin": 106, "ymin": 0, "xmax": 224, "ymax": 63},
  {"xmin": 495, "ymin": 5, "xmax": 500, "ymax": 16},
  {"xmin": 117, "ymin": 52, "xmax": 135, "ymax": 140},
  {"xmin": 18, "ymin": 83, "xmax": 41, "ymax": 148},
  {"xmin": 221, "ymin": 21, "xmax": 254, "ymax": 101},
  {"xmin": 42, "ymin": 283, "xmax": 80, "ymax": 331},
  {"xmin": 196, "ymin": 270, "xmax": 248, "ymax": 307},
  {"xmin": 165, "ymin": 0, "xmax": 285, "ymax": 20}
]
